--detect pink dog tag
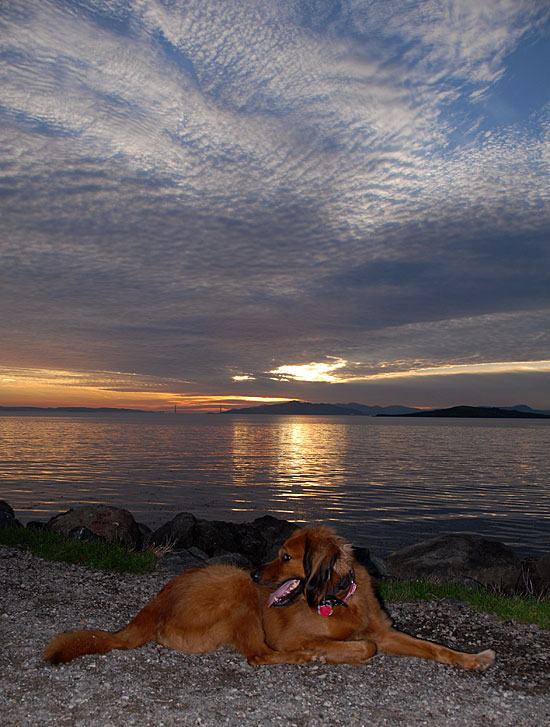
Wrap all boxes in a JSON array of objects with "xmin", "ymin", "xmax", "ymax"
[{"xmin": 318, "ymin": 603, "xmax": 333, "ymax": 617}]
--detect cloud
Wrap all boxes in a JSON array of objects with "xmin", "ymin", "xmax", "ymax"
[{"xmin": 0, "ymin": 1, "xmax": 549, "ymax": 407}]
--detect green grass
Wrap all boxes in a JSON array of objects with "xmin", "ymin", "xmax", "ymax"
[
  {"xmin": 379, "ymin": 578, "xmax": 550, "ymax": 630},
  {"xmin": 0, "ymin": 525, "xmax": 156, "ymax": 573}
]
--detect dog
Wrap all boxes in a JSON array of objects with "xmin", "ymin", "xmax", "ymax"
[{"xmin": 44, "ymin": 526, "xmax": 495, "ymax": 669}]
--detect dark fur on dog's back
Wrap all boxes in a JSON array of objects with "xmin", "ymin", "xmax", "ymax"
[{"xmin": 44, "ymin": 526, "xmax": 495, "ymax": 669}]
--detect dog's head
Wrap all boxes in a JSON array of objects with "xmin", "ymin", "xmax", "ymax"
[{"xmin": 251, "ymin": 526, "xmax": 354, "ymax": 610}]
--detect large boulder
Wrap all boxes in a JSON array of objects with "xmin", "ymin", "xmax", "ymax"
[
  {"xmin": 47, "ymin": 505, "xmax": 142, "ymax": 548},
  {"xmin": 386, "ymin": 533, "xmax": 521, "ymax": 591}
]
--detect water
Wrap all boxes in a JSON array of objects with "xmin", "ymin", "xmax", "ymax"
[{"xmin": 1, "ymin": 412, "xmax": 549, "ymax": 556}]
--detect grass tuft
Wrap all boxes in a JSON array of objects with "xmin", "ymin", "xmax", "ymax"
[
  {"xmin": 379, "ymin": 578, "xmax": 550, "ymax": 630},
  {"xmin": 0, "ymin": 525, "xmax": 156, "ymax": 574}
]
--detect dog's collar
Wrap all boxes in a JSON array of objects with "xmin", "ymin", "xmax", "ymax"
[{"xmin": 317, "ymin": 570, "xmax": 357, "ymax": 617}]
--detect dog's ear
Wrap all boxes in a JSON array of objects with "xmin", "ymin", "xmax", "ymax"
[{"xmin": 302, "ymin": 532, "xmax": 352, "ymax": 609}]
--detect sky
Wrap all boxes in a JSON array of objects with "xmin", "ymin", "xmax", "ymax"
[{"xmin": 1, "ymin": 0, "xmax": 549, "ymax": 412}]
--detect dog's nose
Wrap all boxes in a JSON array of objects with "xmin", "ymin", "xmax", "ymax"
[{"xmin": 250, "ymin": 569, "xmax": 261, "ymax": 583}]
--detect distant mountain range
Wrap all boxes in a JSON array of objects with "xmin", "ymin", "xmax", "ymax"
[
  {"xmin": 0, "ymin": 406, "xmax": 150, "ymax": 413},
  {"xmin": 224, "ymin": 401, "xmax": 550, "ymax": 418},
  {"xmin": 2, "ymin": 402, "xmax": 549, "ymax": 418}
]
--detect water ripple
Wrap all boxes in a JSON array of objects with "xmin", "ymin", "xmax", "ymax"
[{"xmin": 0, "ymin": 413, "xmax": 549, "ymax": 555}]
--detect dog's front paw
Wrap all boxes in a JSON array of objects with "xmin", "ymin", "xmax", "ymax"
[
  {"xmin": 454, "ymin": 648, "xmax": 495, "ymax": 671},
  {"xmin": 473, "ymin": 649, "xmax": 496, "ymax": 671}
]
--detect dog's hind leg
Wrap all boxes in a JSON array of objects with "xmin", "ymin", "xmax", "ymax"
[{"xmin": 44, "ymin": 599, "xmax": 159, "ymax": 665}]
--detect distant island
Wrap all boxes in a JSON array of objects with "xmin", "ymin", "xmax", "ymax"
[
  {"xmin": 377, "ymin": 405, "xmax": 550, "ymax": 419},
  {"xmin": 223, "ymin": 401, "xmax": 550, "ymax": 418}
]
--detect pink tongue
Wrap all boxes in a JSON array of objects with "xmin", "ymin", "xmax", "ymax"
[{"xmin": 267, "ymin": 579, "xmax": 299, "ymax": 607}]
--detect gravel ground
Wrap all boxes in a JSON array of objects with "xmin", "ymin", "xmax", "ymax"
[{"xmin": 1, "ymin": 545, "xmax": 548, "ymax": 727}]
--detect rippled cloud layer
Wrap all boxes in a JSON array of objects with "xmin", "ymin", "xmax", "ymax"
[{"xmin": 1, "ymin": 1, "xmax": 549, "ymax": 408}]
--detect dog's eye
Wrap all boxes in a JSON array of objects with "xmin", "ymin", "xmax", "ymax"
[{"xmin": 281, "ymin": 553, "xmax": 292, "ymax": 562}]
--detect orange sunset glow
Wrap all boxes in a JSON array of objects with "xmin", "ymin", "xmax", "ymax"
[{"xmin": 2, "ymin": 359, "xmax": 550, "ymax": 412}]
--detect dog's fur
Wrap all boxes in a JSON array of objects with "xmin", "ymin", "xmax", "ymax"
[{"xmin": 44, "ymin": 526, "xmax": 495, "ymax": 669}]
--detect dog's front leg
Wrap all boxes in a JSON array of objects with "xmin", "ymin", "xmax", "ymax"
[{"xmin": 374, "ymin": 628, "xmax": 495, "ymax": 670}]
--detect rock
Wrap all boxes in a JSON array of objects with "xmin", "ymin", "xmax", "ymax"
[
  {"xmin": 535, "ymin": 553, "xmax": 550, "ymax": 594},
  {"xmin": 137, "ymin": 522, "xmax": 152, "ymax": 537},
  {"xmin": 0, "ymin": 500, "xmax": 15, "ymax": 518},
  {"xmin": 152, "ymin": 515, "xmax": 298, "ymax": 567},
  {"xmin": 353, "ymin": 546, "xmax": 387, "ymax": 578},
  {"xmin": 206, "ymin": 552, "xmax": 253, "ymax": 569},
  {"xmin": 370, "ymin": 555, "xmax": 388, "ymax": 578},
  {"xmin": 248, "ymin": 516, "xmax": 299, "ymax": 559},
  {"xmin": 233, "ymin": 522, "xmax": 268, "ymax": 565},
  {"xmin": 68, "ymin": 526, "xmax": 106, "ymax": 543},
  {"xmin": 0, "ymin": 511, "xmax": 21, "ymax": 529},
  {"xmin": 386, "ymin": 533, "xmax": 521, "ymax": 591},
  {"xmin": 47, "ymin": 505, "xmax": 142, "ymax": 548},
  {"xmin": 157, "ymin": 549, "xmax": 205, "ymax": 574},
  {"xmin": 192, "ymin": 519, "xmax": 240, "ymax": 557},
  {"xmin": 187, "ymin": 546, "xmax": 208, "ymax": 561},
  {"xmin": 26, "ymin": 521, "xmax": 48, "ymax": 530},
  {"xmin": 151, "ymin": 512, "xmax": 197, "ymax": 548}
]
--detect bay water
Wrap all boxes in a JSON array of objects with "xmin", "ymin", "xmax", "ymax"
[{"xmin": 1, "ymin": 412, "xmax": 549, "ymax": 556}]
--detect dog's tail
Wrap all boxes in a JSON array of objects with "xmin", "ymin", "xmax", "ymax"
[{"xmin": 44, "ymin": 600, "xmax": 158, "ymax": 664}]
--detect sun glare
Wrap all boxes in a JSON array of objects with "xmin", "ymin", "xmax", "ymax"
[{"xmin": 269, "ymin": 358, "xmax": 348, "ymax": 383}]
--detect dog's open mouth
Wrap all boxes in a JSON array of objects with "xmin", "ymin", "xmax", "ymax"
[{"xmin": 267, "ymin": 578, "xmax": 304, "ymax": 608}]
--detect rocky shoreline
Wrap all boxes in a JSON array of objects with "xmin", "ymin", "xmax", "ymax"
[{"xmin": 2, "ymin": 500, "xmax": 549, "ymax": 597}]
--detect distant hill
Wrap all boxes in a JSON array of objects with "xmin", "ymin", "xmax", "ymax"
[
  {"xmin": 501, "ymin": 404, "xmax": 550, "ymax": 416},
  {"xmin": 378, "ymin": 405, "xmax": 550, "ymax": 419},
  {"xmin": 223, "ymin": 401, "xmax": 366, "ymax": 416},
  {"xmin": 0, "ymin": 406, "xmax": 150, "ymax": 413},
  {"xmin": 336, "ymin": 402, "xmax": 422, "ymax": 416}
]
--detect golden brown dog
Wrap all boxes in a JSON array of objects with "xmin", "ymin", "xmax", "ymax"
[{"xmin": 44, "ymin": 526, "xmax": 495, "ymax": 669}]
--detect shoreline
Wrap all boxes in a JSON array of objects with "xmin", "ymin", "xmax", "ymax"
[{"xmin": 11, "ymin": 505, "xmax": 549, "ymax": 560}]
